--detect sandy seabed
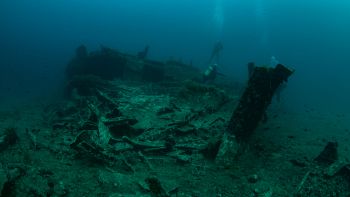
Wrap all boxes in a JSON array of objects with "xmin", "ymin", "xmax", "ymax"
[{"xmin": 0, "ymin": 93, "xmax": 349, "ymax": 197}]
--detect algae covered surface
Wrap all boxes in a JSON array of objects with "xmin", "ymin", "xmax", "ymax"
[{"xmin": 1, "ymin": 47, "xmax": 350, "ymax": 197}]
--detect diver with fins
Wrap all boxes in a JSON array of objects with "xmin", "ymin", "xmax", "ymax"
[
  {"xmin": 203, "ymin": 63, "xmax": 219, "ymax": 83},
  {"xmin": 203, "ymin": 41, "xmax": 225, "ymax": 83}
]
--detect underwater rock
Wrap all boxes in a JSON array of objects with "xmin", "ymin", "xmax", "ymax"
[{"xmin": 314, "ymin": 141, "xmax": 338, "ymax": 165}]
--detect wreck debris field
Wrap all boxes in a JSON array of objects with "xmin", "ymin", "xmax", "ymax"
[{"xmin": 1, "ymin": 1, "xmax": 350, "ymax": 196}]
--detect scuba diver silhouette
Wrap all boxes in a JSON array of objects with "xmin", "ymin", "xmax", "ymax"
[
  {"xmin": 203, "ymin": 63, "xmax": 218, "ymax": 83},
  {"xmin": 203, "ymin": 42, "xmax": 225, "ymax": 83}
]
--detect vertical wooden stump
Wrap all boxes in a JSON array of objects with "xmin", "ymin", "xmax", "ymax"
[
  {"xmin": 216, "ymin": 64, "xmax": 294, "ymax": 166},
  {"xmin": 228, "ymin": 64, "xmax": 294, "ymax": 141}
]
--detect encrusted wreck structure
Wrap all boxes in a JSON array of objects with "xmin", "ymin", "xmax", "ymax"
[{"xmin": 1, "ymin": 45, "xmax": 349, "ymax": 196}]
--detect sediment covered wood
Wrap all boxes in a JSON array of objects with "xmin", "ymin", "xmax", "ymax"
[{"xmin": 227, "ymin": 64, "xmax": 294, "ymax": 141}]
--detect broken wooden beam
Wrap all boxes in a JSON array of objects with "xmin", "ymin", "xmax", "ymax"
[{"xmin": 227, "ymin": 64, "xmax": 294, "ymax": 141}]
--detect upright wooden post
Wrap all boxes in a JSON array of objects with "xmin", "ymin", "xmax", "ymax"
[{"xmin": 228, "ymin": 64, "xmax": 294, "ymax": 141}]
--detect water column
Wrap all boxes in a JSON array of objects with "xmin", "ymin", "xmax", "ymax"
[
  {"xmin": 254, "ymin": 0, "xmax": 278, "ymax": 66},
  {"xmin": 210, "ymin": 0, "xmax": 225, "ymax": 66},
  {"xmin": 254, "ymin": 0, "xmax": 269, "ymax": 47},
  {"xmin": 213, "ymin": 0, "xmax": 224, "ymax": 39}
]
